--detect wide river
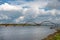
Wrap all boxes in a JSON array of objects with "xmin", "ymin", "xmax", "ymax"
[{"xmin": 0, "ymin": 26, "xmax": 56, "ymax": 40}]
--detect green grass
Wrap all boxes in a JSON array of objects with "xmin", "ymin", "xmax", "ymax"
[
  {"xmin": 53, "ymin": 33, "xmax": 60, "ymax": 40},
  {"xmin": 42, "ymin": 30, "xmax": 60, "ymax": 40}
]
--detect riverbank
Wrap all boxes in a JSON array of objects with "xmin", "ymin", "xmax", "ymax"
[{"xmin": 42, "ymin": 29, "xmax": 60, "ymax": 40}]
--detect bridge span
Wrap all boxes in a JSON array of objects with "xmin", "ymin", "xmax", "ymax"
[{"xmin": 0, "ymin": 21, "xmax": 58, "ymax": 29}]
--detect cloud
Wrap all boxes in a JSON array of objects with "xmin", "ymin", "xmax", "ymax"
[
  {"xmin": 46, "ymin": 0, "xmax": 60, "ymax": 9},
  {"xmin": 14, "ymin": 0, "xmax": 49, "ymax": 1},
  {"xmin": 0, "ymin": 0, "xmax": 60, "ymax": 23},
  {"xmin": 5, "ymin": 0, "xmax": 60, "ymax": 10},
  {"xmin": 0, "ymin": 3, "xmax": 22, "ymax": 11},
  {"xmin": 13, "ymin": 8, "xmax": 60, "ymax": 23},
  {"xmin": 15, "ymin": 16, "xmax": 24, "ymax": 23},
  {"xmin": 7, "ymin": 0, "xmax": 48, "ymax": 8},
  {"xmin": 0, "ymin": 14, "xmax": 11, "ymax": 20}
]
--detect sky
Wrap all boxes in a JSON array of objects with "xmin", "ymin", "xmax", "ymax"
[{"xmin": 0, "ymin": 0, "xmax": 60, "ymax": 24}]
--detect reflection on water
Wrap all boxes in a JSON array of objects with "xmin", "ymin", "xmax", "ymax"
[{"xmin": 0, "ymin": 26, "xmax": 56, "ymax": 40}]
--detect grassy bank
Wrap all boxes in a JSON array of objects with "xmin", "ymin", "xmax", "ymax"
[{"xmin": 42, "ymin": 30, "xmax": 60, "ymax": 40}]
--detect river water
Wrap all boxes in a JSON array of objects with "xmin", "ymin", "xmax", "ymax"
[{"xmin": 0, "ymin": 26, "xmax": 56, "ymax": 40}]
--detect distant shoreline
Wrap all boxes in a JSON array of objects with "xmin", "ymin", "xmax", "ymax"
[{"xmin": 0, "ymin": 24, "xmax": 41, "ymax": 26}]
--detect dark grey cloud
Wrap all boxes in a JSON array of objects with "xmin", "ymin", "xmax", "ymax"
[
  {"xmin": 58, "ymin": 0, "xmax": 60, "ymax": 2},
  {"xmin": 46, "ymin": 0, "xmax": 60, "ymax": 10}
]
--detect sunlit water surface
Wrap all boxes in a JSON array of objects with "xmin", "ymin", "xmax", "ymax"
[{"xmin": 0, "ymin": 26, "xmax": 56, "ymax": 40}]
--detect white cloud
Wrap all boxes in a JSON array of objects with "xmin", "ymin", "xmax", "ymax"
[
  {"xmin": 15, "ymin": 16, "xmax": 24, "ymax": 23},
  {"xmin": 0, "ymin": 3, "xmax": 22, "ymax": 11},
  {"xmin": 0, "ymin": 14, "xmax": 11, "ymax": 20},
  {"xmin": 26, "ymin": 2, "xmax": 47, "ymax": 8}
]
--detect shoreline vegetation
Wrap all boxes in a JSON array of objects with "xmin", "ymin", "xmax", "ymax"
[
  {"xmin": 0, "ymin": 24, "xmax": 42, "ymax": 26},
  {"xmin": 42, "ymin": 29, "xmax": 60, "ymax": 40},
  {"xmin": 0, "ymin": 24, "xmax": 54, "ymax": 26}
]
